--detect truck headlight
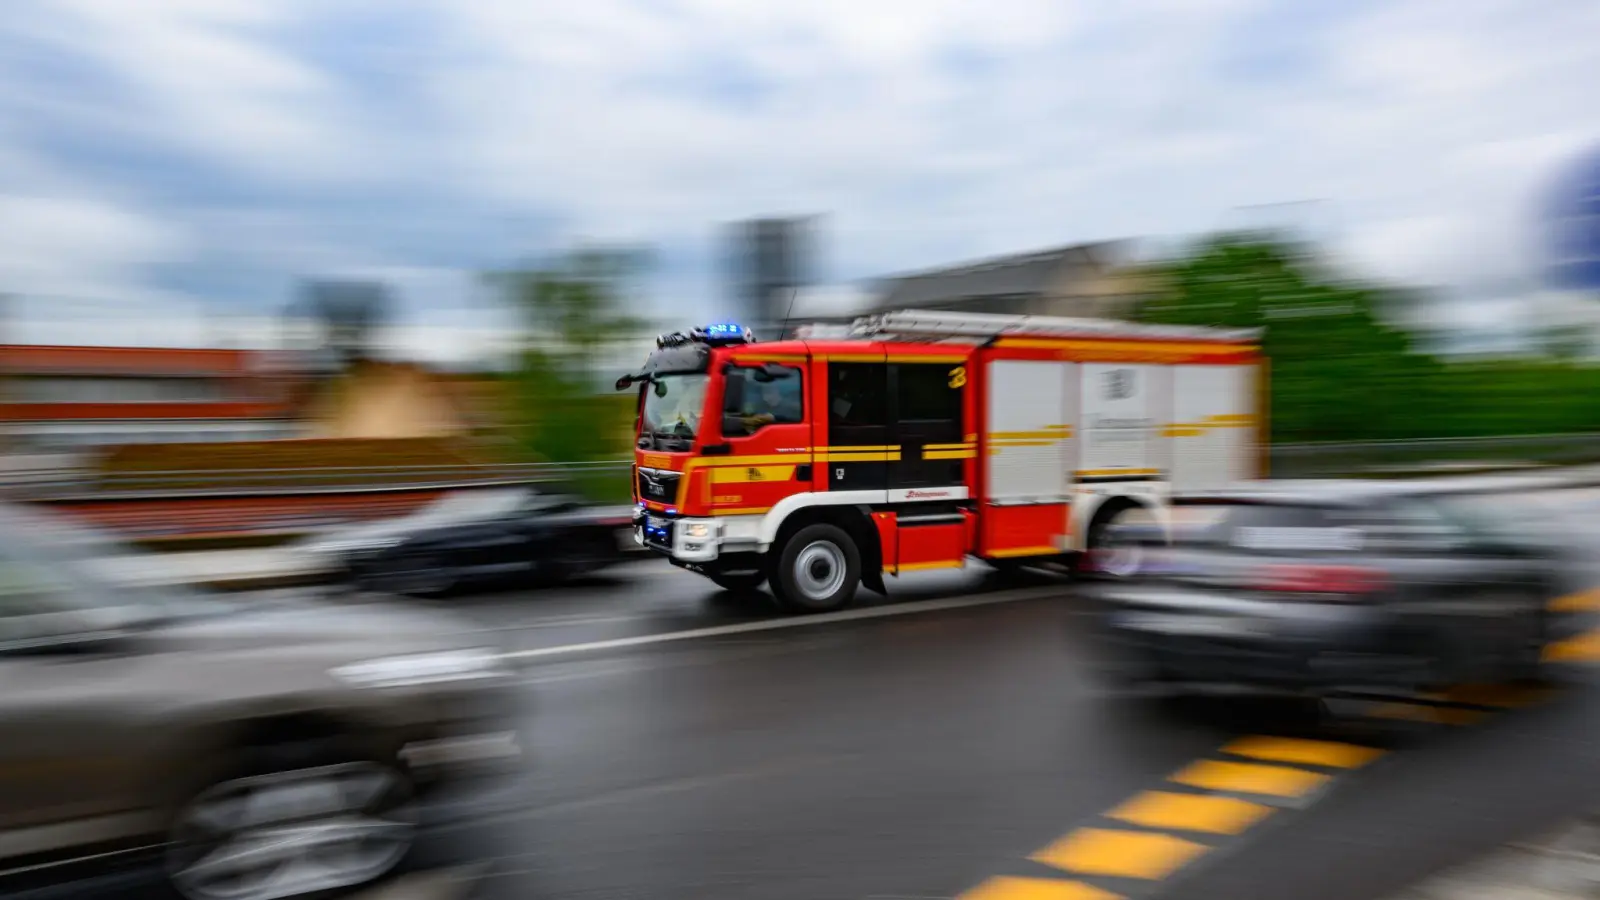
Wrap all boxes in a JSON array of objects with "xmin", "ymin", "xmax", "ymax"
[
  {"xmin": 683, "ymin": 522, "xmax": 711, "ymax": 539},
  {"xmin": 331, "ymin": 648, "xmax": 506, "ymax": 689}
]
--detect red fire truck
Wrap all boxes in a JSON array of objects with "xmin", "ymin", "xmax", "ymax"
[{"xmin": 616, "ymin": 310, "xmax": 1266, "ymax": 612}]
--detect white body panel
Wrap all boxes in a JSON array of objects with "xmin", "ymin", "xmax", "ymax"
[
  {"xmin": 1168, "ymin": 364, "xmax": 1258, "ymax": 493},
  {"xmin": 1078, "ymin": 363, "xmax": 1168, "ymax": 475},
  {"xmin": 983, "ymin": 360, "xmax": 1072, "ymax": 504}
]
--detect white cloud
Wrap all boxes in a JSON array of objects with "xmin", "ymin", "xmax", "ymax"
[
  {"xmin": 12, "ymin": 0, "xmax": 371, "ymax": 184},
  {"xmin": 3, "ymin": 0, "xmax": 1600, "ymax": 349}
]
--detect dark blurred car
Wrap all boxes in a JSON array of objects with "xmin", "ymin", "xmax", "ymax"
[
  {"xmin": 0, "ymin": 503, "xmax": 524, "ymax": 900},
  {"xmin": 1091, "ymin": 479, "xmax": 1587, "ymax": 699},
  {"xmin": 303, "ymin": 486, "xmax": 635, "ymax": 596}
]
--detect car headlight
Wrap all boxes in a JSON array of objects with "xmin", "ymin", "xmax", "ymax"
[
  {"xmin": 311, "ymin": 536, "xmax": 404, "ymax": 556},
  {"xmin": 683, "ymin": 522, "xmax": 712, "ymax": 539},
  {"xmin": 331, "ymin": 648, "xmax": 507, "ymax": 689}
]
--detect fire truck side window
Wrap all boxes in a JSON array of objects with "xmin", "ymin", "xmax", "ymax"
[
  {"xmin": 828, "ymin": 363, "xmax": 887, "ymax": 428},
  {"xmin": 723, "ymin": 366, "xmax": 804, "ymax": 436},
  {"xmin": 896, "ymin": 364, "xmax": 963, "ymax": 424}
]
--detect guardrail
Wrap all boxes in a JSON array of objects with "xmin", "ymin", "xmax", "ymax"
[
  {"xmin": 0, "ymin": 460, "xmax": 630, "ymax": 501},
  {"xmin": 4, "ymin": 432, "xmax": 1600, "ymax": 500}
]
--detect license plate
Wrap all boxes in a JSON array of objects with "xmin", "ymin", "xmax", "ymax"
[
  {"xmin": 647, "ymin": 516, "xmax": 666, "ymax": 530},
  {"xmin": 1115, "ymin": 612, "xmax": 1271, "ymax": 638}
]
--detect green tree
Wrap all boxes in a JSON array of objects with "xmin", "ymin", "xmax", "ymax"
[{"xmin": 486, "ymin": 246, "xmax": 654, "ymax": 474}]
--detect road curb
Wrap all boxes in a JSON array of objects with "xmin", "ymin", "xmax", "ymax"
[{"xmin": 1389, "ymin": 817, "xmax": 1600, "ymax": 899}]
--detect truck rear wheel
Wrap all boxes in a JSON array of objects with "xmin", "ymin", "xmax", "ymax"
[{"xmin": 771, "ymin": 523, "xmax": 860, "ymax": 613}]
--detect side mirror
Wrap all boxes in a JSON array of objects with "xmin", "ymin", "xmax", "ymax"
[{"xmin": 614, "ymin": 375, "xmax": 634, "ymax": 391}]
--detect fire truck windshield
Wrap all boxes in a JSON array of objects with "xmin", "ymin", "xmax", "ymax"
[{"xmin": 640, "ymin": 373, "xmax": 709, "ymax": 446}]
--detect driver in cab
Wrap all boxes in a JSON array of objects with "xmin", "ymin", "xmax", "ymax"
[{"xmin": 736, "ymin": 378, "xmax": 802, "ymax": 434}]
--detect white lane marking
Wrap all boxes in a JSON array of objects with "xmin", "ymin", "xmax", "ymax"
[{"xmin": 502, "ymin": 585, "xmax": 1066, "ymax": 661}]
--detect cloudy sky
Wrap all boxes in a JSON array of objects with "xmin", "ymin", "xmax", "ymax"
[{"xmin": 1, "ymin": 0, "xmax": 1597, "ymax": 361}]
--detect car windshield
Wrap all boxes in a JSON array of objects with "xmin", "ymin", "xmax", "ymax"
[
  {"xmin": 0, "ymin": 504, "xmax": 229, "ymax": 641},
  {"xmin": 1426, "ymin": 492, "xmax": 1565, "ymax": 547},
  {"xmin": 1176, "ymin": 501, "xmax": 1364, "ymax": 554},
  {"xmin": 640, "ymin": 374, "xmax": 709, "ymax": 438}
]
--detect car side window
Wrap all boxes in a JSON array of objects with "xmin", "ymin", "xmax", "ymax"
[
  {"xmin": 0, "ymin": 557, "xmax": 85, "ymax": 646},
  {"xmin": 724, "ymin": 366, "xmax": 804, "ymax": 436},
  {"xmin": 1367, "ymin": 501, "xmax": 1470, "ymax": 555}
]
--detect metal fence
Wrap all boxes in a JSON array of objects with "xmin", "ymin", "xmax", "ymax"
[{"xmin": 4, "ymin": 433, "xmax": 1600, "ymax": 500}]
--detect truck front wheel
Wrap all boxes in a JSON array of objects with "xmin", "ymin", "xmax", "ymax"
[{"xmin": 771, "ymin": 523, "xmax": 861, "ymax": 613}]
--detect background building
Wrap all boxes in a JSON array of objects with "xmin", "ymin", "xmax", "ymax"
[
  {"xmin": 868, "ymin": 241, "xmax": 1157, "ymax": 320},
  {"xmin": 724, "ymin": 217, "xmax": 819, "ymax": 339},
  {"xmin": 0, "ymin": 345, "xmax": 298, "ymax": 451}
]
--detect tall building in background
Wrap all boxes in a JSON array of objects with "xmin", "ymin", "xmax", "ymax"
[{"xmin": 725, "ymin": 217, "xmax": 818, "ymax": 340}]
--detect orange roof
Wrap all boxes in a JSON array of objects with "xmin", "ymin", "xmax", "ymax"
[
  {"xmin": 2, "ymin": 401, "xmax": 294, "ymax": 421},
  {"xmin": 0, "ymin": 344, "xmax": 260, "ymax": 377}
]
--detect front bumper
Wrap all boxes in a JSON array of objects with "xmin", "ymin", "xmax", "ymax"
[{"xmin": 634, "ymin": 512, "xmax": 722, "ymax": 562}]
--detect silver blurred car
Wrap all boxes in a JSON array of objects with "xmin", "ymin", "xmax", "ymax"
[{"xmin": 1091, "ymin": 479, "xmax": 1588, "ymax": 699}]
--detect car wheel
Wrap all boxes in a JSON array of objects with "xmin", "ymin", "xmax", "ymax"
[
  {"xmin": 1080, "ymin": 506, "xmax": 1144, "ymax": 580},
  {"xmin": 165, "ymin": 756, "xmax": 418, "ymax": 900},
  {"xmin": 549, "ymin": 533, "xmax": 615, "ymax": 582},
  {"xmin": 771, "ymin": 523, "xmax": 860, "ymax": 613},
  {"xmin": 1510, "ymin": 606, "xmax": 1550, "ymax": 685}
]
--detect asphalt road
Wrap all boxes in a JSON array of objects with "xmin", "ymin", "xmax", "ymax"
[
  {"xmin": 329, "ymin": 547, "xmax": 1598, "ymax": 900},
  {"xmin": 63, "ymin": 483, "xmax": 1600, "ymax": 899}
]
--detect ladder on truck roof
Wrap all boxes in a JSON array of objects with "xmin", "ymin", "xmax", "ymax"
[{"xmin": 835, "ymin": 309, "xmax": 1261, "ymax": 344}]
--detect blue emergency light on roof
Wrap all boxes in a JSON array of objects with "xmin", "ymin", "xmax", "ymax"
[
  {"xmin": 694, "ymin": 323, "xmax": 754, "ymax": 345},
  {"xmin": 697, "ymin": 320, "xmax": 752, "ymax": 341}
]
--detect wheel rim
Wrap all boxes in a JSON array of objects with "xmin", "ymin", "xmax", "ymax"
[
  {"xmin": 386, "ymin": 556, "xmax": 445, "ymax": 595},
  {"xmin": 793, "ymin": 540, "xmax": 847, "ymax": 602},
  {"xmin": 167, "ymin": 762, "xmax": 417, "ymax": 900},
  {"xmin": 1093, "ymin": 529, "xmax": 1143, "ymax": 578}
]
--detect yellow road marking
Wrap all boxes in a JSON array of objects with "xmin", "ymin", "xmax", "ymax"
[
  {"xmin": 1368, "ymin": 702, "xmax": 1487, "ymax": 726},
  {"xmin": 1220, "ymin": 736, "xmax": 1385, "ymax": 770},
  {"xmin": 1550, "ymin": 588, "xmax": 1600, "ymax": 612},
  {"xmin": 1426, "ymin": 684, "xmax": 1556, "ymax": 708},
  {"xmin": 1032, "ymin": 828, "xmax": 1207, "ymax": 880},
  {"xmin": 1544, "ymin": 629, "xmax": 1600, "ymax": 662},
  {"xmin": 958, "ymin": 876, "xmax": 1124, "ymax": 900},
  {"xmin": 1106, "ymin": 790, "xmax": 1274, "ymax": 836},
  {"xmin": 1169, "ymin": 760, "xmax": 1330, "ymax": 798}
]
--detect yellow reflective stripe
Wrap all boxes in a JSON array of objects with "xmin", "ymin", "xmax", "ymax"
[
  {"xmin": 709, "ymin": 466, "xmax": 796, "ymax": 484},
  {"xmin": 924, "ymin": 449, "xmax": 976, "ymax": 460},
  {"xmin": 887, "ymin": 560, "xmax": 967, "ymax": 574},
  {"xmin": 987, "ymin": 545, "xmax": 1059, "ymax": 558},
  {"xmin": 820, "ymin": 451, "xmax": 901, "ymax": 462}
]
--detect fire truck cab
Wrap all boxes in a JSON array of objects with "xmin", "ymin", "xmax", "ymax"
[{"xmin": 617, "ymin": 310, "xmax": 1265, "ymax": 612}]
